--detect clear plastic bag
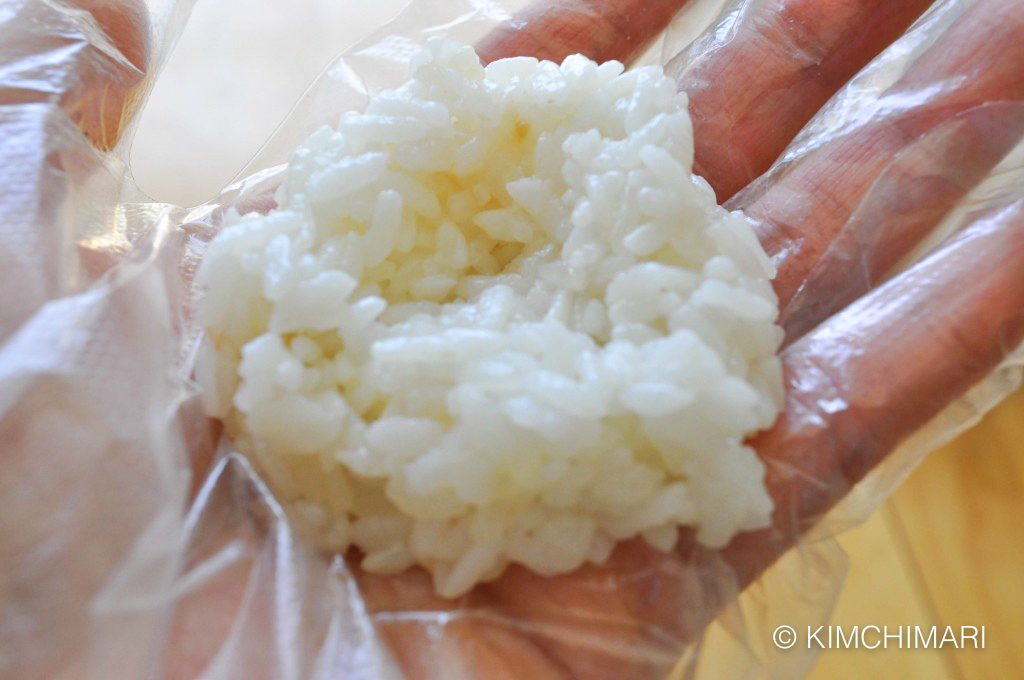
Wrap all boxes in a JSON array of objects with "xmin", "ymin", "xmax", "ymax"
[{"xmin": 1, "ymin": 0, "xmax": 1021, "ymax": 677}]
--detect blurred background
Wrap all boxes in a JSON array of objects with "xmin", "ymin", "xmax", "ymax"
[{"xmin": 131, "ymin": 2, "xmax": 1024, "ymax": 677}]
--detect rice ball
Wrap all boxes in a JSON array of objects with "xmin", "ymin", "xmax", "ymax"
[{"xmin": 196, "ymin": 39, "xmax": 784, "ymax": 598}]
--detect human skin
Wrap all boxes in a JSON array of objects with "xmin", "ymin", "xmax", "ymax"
[
  {"xmin": 12, "ymin": 0, "xmax": 1024, "ymax": 677},
  {"xmin": 365, "ymin": 2, "xmax": 1024, "ymax": 677},
  {"xmin": 739, "ymin": 0, "xmax": 1024, "ymax": 341},
  {"xmin": 475, "ymin": 0, "xmax": 692, "ymax": 65},
  {"xmin": 672, "ymin": 0, "xmax": 939, "ymax": 203},
  {"xmin": 0, "ymin": 0, "xmax": 149, "ymax": 149}
]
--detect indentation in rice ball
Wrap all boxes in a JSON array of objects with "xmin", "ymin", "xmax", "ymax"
[{"xmin": 197, "ymin": 39, "xmax": 784, "ymax": 598}]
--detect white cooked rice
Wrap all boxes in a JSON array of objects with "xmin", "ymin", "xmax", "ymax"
[{"xmin": 196, "ymin": 39, "xmax": 784, "ymax": 598}]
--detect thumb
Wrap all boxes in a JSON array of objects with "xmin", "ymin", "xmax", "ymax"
[{"xmin": 0, "ymin": 0, "xmax": 150, "ymax": 150}]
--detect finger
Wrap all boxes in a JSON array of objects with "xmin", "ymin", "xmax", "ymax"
[
  {"xmin": 228, "ymin": 0, "xmax": 691, "ymax": 220},
  {"xmin": 358, "ymin": 7, "xmax": 1011, "ymax": 669},
  {"xmin": 63, "ymin": 0, "xmax": 150, "ymax": 149},
  {"xmin": 778, "ymin": 102, "xmax": 1024, "ymax": 342},
  {"xmin": 669, "ymin": 0, "xmax": 935, "ymax": 201},
  {"xmin": 0, "ymin": 0, "xmax": 150, "ymax": 150},
  {"xmin": 0, "ymin": 0, "xmax": 150, "ymax": 336},
  {"xmin": 67, "ymin": 0, "xmax": 148, "ymax": 69},
  {"xmin": 480, "ymin": 538, "xmax": 708, "ymax": 679},
  {"xmin": 467, "ymin": 199, "xmax": 1024, "ymax": 676},
  {"xmin": 357, "ymin": 569, "xmax": 572, "ymax": 679},
  {"xmin": 729, "ymin": 197, "xmax": 1024, "ymax": 588},
  {"xmin": 737, "ymin": 0, "xmax": 1024, "ymax": 331},
  {"xmin": 475, "ymin": 0, "xmax": 690, "ymax": 65}
]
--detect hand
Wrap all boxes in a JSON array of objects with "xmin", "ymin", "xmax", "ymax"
[
  {"xmin": 366, "ymin": 2, "xmax": 1024, "ymax": 677},
  {"xmin": 2, "ymin": 1, "xmax": 1021, "ymax": 678}
]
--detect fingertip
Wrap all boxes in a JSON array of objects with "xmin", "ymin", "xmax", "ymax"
[
  {"xmin": 477, "ymin": 0, "xmax": 687, "ymax": 66},
  {"xmin": 64, "ymin": 0, "xmax": 151, "ymax": 150}
]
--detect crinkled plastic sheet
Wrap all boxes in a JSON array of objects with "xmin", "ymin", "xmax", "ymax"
[{"xmin": 1, "ymin": 0, "xmax": 1021, "ymax": 677}]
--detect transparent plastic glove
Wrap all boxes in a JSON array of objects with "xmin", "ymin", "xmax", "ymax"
[{"xmin": 1, "ymin": 0, "xmax": 1022, "ymax": 679}]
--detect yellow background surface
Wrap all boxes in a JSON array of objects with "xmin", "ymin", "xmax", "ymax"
[{"xmin": 811, "ymin": 387, "xmax": 1024, "ymax": 678}]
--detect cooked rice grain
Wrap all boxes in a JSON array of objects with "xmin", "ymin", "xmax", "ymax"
[{"xmin": 197, "ymin": 40, "xmax": 784, "ymax": 598}]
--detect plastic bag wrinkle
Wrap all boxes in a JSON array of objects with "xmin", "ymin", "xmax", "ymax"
[{"xmin": 2, "ymin": 0, "xmax": 1023, "ymax": 677}]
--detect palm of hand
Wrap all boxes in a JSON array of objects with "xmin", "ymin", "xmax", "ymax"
[{"xmin": 2, "ymin": 1, "xmax": 1022, "ymax": 678}]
